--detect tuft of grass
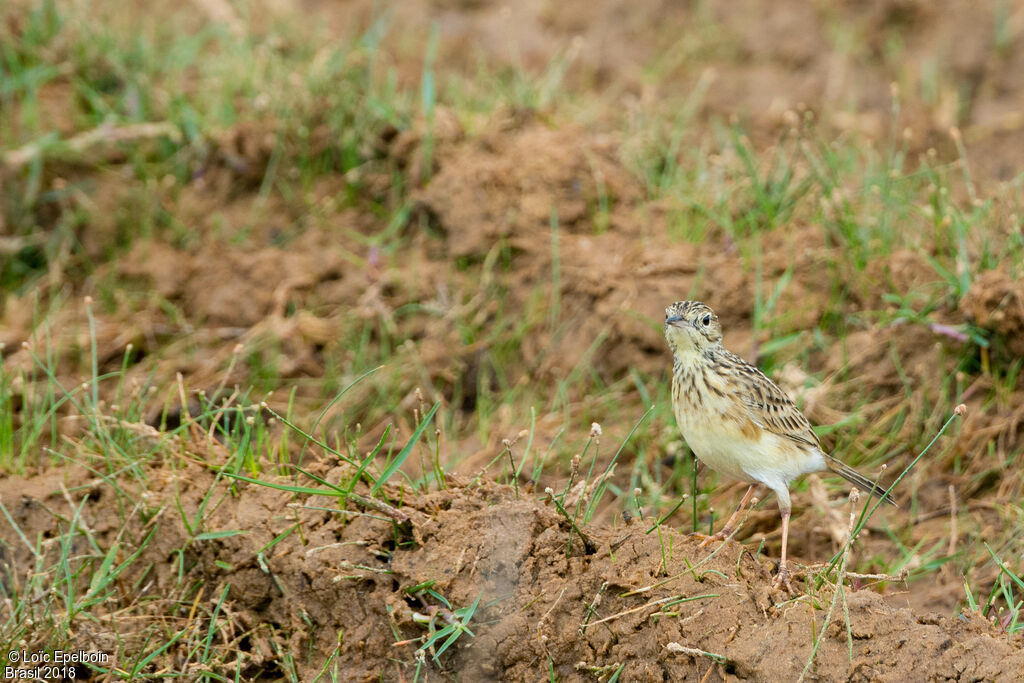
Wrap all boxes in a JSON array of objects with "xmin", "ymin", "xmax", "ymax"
[
  {"xmin": 418, "ymin": 593, "xmax": 483, "ymax": 663},
  {"xmin": 978, "ymin": 542, "xmax": 1024, "ymax": 634},
  {"xmin": 814, "ymin": 405, "xmax": 968, "ymax": 588}
]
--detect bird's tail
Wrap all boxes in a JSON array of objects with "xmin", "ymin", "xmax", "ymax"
[{"xmin": 825, "ymin": 456, "xmax": 898, "ymax": 507}]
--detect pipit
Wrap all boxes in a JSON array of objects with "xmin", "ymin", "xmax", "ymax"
[{"xmin": 663, "ymin": 301, "xmax": 896, "ymax": 589}]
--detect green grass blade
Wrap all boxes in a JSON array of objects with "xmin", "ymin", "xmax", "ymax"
[
  {"xmin": 986, "ymin": 542, "xmax": 1024, "ymax": 593},
  {"xmin": 298, "ymin": 365, "xmax": 383, "ymax": 462},
  {"xmin": 371, "ymin": 402, "xmax": 439, "ymax": 494},
  {"xmin": 193, "ymin": 530, "xmax": 249, "ymax": 541},
  {"xmin": 222, "ymin": 472, "xmax": 343, "ymax": 497}
]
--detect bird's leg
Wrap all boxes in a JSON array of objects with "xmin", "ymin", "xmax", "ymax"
[
  {"xmin": 772, "ymin": 506, "xmax": 795, "ymax": 592},
  {"xmin": 696, "ymin": 484, "xmax": 757, "ymax": 548}
]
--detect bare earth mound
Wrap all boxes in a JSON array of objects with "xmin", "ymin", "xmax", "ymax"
[{"xmin": 2, "ymin": 460, "xmax": 1020, "ymax": 681}]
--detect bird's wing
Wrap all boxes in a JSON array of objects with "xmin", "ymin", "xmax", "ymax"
[{"xmin": 722, "ymin": 351, "xmax": 822, "ymax": 449}]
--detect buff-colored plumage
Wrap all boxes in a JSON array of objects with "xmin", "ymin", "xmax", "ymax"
[{"xmin": 664, "ymin": 301, "xmax": 895, "ymax": 589}]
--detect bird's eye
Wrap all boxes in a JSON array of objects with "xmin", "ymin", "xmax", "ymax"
[{"xmin": 701, "ymin": 314, "xmax": 711, "ymax": 326}]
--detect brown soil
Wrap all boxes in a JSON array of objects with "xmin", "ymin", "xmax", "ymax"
[
  {"xmin": 2, "ymin": 463, "xmax": 1022, "ymax": 682},
  {"xmin": 305, "ymin": 0, "xmax": 1024, "ymax": 186},
  {"xmin": 4, "ymin": 0, "xmax": 1024, "ymax": 680},
  {"xmin": 4, "ymin": 114, "xmax": 1023, "ymax": 681}
]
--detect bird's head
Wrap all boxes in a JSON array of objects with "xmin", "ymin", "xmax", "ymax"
[{"xmin": 664, "ymin": 300, "xmax": 723, "ymax": 354}]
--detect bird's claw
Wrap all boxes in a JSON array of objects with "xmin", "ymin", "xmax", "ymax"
[{"xmin": 772, "ymin": 565, "xmax": 794, "ymax": 593}]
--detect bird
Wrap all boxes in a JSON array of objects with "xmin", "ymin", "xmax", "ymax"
[{"xmin": 663, "ymin": 300, "xmax": 896, "ymax": 590}]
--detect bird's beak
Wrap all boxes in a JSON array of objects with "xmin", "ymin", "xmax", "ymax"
[{"xmin": 665, "ymin": 315, "xmax": 685, "ymax": 327}]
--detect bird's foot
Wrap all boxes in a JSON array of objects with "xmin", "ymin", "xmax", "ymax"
[
  {"xmin": 690, "ymin": 528, "xmax": 734, "ymax": 549},
  {"xmin": 772, "ymin": 564, "xmax": 794, "ymax": 593}
]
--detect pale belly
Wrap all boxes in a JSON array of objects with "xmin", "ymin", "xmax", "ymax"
[{"xmin": 674, "ymin": 401, "xmax": 825, "ymax": 492}]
